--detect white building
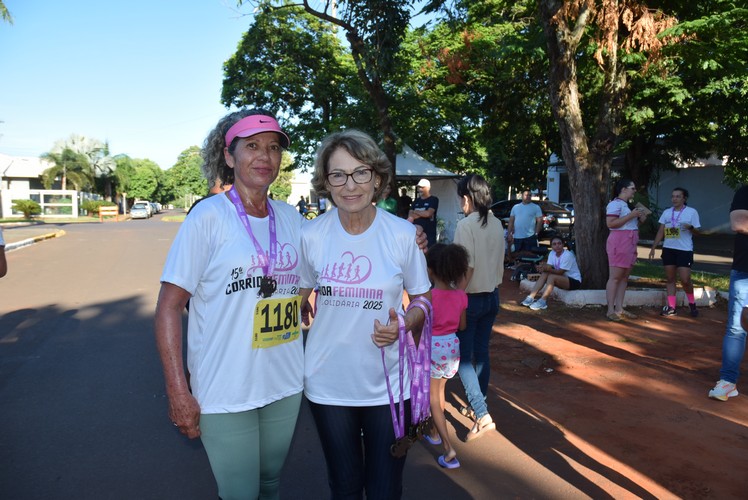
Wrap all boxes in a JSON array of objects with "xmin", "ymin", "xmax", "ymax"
[{"xmin": 0, "ymin": 152, "xmax": 86, "ymax": 218}]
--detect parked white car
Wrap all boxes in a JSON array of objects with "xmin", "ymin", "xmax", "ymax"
[{"xmin": 130, "ymin": 202, "xmax": 151, "ymax": 219}]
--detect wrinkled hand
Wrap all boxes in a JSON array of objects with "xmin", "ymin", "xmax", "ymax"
[
  {"xmin": 169, "ymin": 392, "xmax": 201, "ymax": 439},
  {"xmin": 301, "ymin": 299, "xmax": 315, "ymax": 326},
  {"xmin": 372, "ymin": 308, "xmax": 401, "ymax": 347},
  {"xmin": 414, "ymin": 225, "xmax": 427, "ymax": 251}
]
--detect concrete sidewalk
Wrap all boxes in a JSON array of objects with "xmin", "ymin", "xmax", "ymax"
[
  {"xmin": 1, "ymin": 222, "xmax": 736, "ymax": 274},
  {"xmin": 1, "ymin": 222, "xmax": 68, "ymax": 251}
]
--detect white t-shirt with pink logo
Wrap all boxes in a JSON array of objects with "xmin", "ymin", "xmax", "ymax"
[
  {"xmin": 161, "ymin": 195, "xmax": 304, "ymax": 414},
  {"xmin": 300, "ymin": 208, "xmax": 431, "ymax": 407}
]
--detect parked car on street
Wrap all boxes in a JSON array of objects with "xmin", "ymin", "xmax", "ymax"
[
  {"xmin": 130, "ymin": 202, "xmax": 151, "ymax": 219},
  {"xmin": 133, "ymin": 200, "xmax": 154, "ymax": 217},
  {"xmin": 490, "ymin": 199, "xmax": 574, "ymax": 239},
  {"xmin": 560, "ymin": 202, "xmax": 575, "ymax": 216}
]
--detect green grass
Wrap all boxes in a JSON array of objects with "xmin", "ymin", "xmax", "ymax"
[
  {"xmin": 161, "ymin": 214, "xmax": 186, "ymax": 222},
  {"xmin": 632, "ymin": 260, "xmax": 729, "ymax": 291}
]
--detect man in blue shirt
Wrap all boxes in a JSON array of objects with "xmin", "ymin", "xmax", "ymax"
[{"xmin": 507, "ymin": 190, "xmax": 543, "ymax": 252}]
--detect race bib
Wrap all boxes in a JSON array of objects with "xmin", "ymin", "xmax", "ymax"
[
  {"xmin": 664, "ymin": 227, "xmax": 680, "ymax": 239},
  {"xmin": 252, "ymin": 296, "xmax": 301, "ymax": 349}
]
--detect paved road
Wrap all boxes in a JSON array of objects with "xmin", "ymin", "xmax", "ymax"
[
  {"xmin": 1, "ymin": 216, "xmax": 557, "ymax": 500},
  {"xmin": 0, "ymin": 214, "xmax": 719, "ymax": 499}
]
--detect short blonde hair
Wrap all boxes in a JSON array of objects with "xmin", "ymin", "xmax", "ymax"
[{"xmin": 311, "ymin": 130, "xmax": 392, "ymax": 206}]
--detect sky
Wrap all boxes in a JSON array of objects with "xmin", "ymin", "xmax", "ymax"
[{"xmin": 0, "ymin": 0, "xmax": 256, "ymax": 170}]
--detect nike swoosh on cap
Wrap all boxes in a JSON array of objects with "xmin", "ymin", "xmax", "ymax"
[{"xmin": 259, "ymin": 119, "xmax": 272, "ymax": 123}]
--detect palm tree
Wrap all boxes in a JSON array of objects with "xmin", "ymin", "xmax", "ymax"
[
  {"xmin": 40, "ymin": 148, "xmax": 93, "ymax": 191},
  {"xmin": 49, "ymin": 135, "xmax": 116, "ymax": 198},
  {"xmin": 1, "ymin": 1, "xmax": 13, "ymax": 24}
]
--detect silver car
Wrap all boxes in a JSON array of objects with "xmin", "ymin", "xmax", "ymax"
[{"xmin": 131, "ymin": 202, "xmax": 150, "ymax": 219}]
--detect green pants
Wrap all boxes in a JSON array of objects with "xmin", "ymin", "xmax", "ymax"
[{"xmin": 199, "ymin": 392, "xmax": 302, "ymax": 500}]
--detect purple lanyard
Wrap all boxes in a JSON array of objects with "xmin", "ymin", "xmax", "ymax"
[
  {"xmin": 381, "ymin": 296, "xmax": 433, "ymax": 439},
  {"xmin": 228, "ymin": 187, "xmax": 277, "ymax": 276},
  {"xmin": 670, "ymin": 207, "xmax": 684, "ymax": 228}
]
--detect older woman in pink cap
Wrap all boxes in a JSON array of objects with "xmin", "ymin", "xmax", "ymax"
[{"xmin": 155, "ymin": 109, "xmax": 304, "ymax": 499}]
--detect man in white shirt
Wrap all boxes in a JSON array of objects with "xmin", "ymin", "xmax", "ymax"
[{"xmin": 507, "ymin": 191, "xmax": 543, "ymax": 252}]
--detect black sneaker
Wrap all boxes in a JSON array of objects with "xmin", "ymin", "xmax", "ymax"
[
  {"xmin": 660, "ymin": 306, "xmax": 677, "ymax": 317},
  {"xmin": 689, "ymin": 304, "xmax": 699, "ymax": 317}
]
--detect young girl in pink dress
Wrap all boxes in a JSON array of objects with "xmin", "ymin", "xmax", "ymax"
[{"xmin": 424, "ymin": 243, "xmax": 469, "ymax": 469}]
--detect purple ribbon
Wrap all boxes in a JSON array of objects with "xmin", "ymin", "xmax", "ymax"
[
  {"xmin": 381, "ymin": 297, "xmax": 433, "ymax": 439},
  {"xmin": 227, "ymin": 187, "xmax": 277, "ymax": 276}
]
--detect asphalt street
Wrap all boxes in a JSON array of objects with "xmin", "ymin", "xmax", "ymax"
[
  {"xmin": 0, "ymin": 214, "xmax": 734, "ymax": 499},
  {"xmin": 0, "ymin": 216, "xmax": 536, "ymax": 500}
]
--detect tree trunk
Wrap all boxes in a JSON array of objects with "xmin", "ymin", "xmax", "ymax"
[
  {"xmin": 539, "ymin": 0, "xmax": 621, "ymax": 289},
  {"xmin": 346, "ymin": 29, "xmax": 398, "ymax": 173}
]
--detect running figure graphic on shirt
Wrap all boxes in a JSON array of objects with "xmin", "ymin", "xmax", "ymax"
[
  {"xmin": 246, "ymin": 242, "xmax": 299, "ymax": 275},
  {"xmin": 320, "ymin": 251, "xmax": 372, "ymax": 284}
]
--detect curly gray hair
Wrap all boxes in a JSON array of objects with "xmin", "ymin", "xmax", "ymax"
[
  {"xmin": 201, "ymin": 108, "xmax": 281, "ymax": 189},
  {"xmin": 310, "ymin": 129, "xmax": 391, "ymax": 206}
]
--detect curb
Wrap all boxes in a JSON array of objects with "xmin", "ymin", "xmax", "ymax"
[
  {"xmin": 519, "ymin": 278, "xmax": 721, "ymax": 308},
  {"xmin": 5, "ymin": 230, "xmax": 66, "ymax": 252}
]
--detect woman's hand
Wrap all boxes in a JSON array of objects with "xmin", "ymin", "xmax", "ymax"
[
  {"xmin": 169, "ymin": 392, "xmax": 201, "ymax": 439},
  {"xmin": 648, "ymin": 247, "xmax": 656, "ymax": 260},
  {"xmin": 372, "ymin": 308, "xmax": 401, "ymax": 347},
  {"xmin": 414, "ymin": 225, "xmax": 428, "ymax": 251}
]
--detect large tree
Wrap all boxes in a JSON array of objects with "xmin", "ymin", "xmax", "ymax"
[
  {"xmin": 535, "ymin": 0, "xmax": 680, "ymax": 288},
  {"xmin": 128, "ymin": 159, "xmax": 163, "ymax": 201},
  {"xmin": 613, "ymin": 2, "xmax": 748, "ymax": 190},
  {"xmin": 413, "ymin": 1, "xmax": 560, "ymax": 193},
  {"xmin": 223, "ymin": 3, "xmax": 362, "ymax": 170},
  {"xmin": 239, "ymin": 0, "xmax": 414, "ymax": 170},
  {"xmin": 165, "ymin": 146, "xmax": 205, "ymax": 200}
]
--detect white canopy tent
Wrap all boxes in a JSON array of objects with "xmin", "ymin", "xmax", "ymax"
[{"xmin": 396, "ymin": 145, "xmax": 462, "ymax": 243}]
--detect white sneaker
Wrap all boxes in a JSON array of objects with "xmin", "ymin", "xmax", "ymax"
[
  {"xmin": 521, "ymin": 296, "xmax": 535, "ymax": 307},
  {"xmin": 708, "ymin": 380, "xmax": 739, "ymax": 401},
  {"xmin": 529, "ymin": 299, "xmax": 547, "ymax": 310}
]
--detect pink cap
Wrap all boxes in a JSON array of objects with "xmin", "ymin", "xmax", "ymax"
[{"xmin": 224, "ymin": 115, "xmax": 290, "ymax": 148}]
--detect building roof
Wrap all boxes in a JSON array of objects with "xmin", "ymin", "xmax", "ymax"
[
  {"xmin": 0, "ymin": 153, "xmax": 49, "ymax": 179},
  {"xmin": 395, "ymin": 144, "xmax": 458, "ymax": 181}
]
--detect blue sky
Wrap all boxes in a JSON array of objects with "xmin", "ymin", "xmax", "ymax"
[
  {"xmin": 0, "ymin": 1, "xmax": 252, "ymax": 169},
  {"xmin": 0, "ymin": 1, "xmax": 433, "ymax": 171}
]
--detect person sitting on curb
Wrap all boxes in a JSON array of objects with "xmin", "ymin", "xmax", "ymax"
[{"xmin": 521, "ymin": 236, "xmax": 582, "ymax": 310}]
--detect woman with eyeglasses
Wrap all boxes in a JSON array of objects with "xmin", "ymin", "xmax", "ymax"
[
  {"xmin": 299, "ymin": 129, "xmax": 431, "ymax": 499},
  {"xmin": 605, "ymin": 178, "xmax": 648, "ymax": 321}
]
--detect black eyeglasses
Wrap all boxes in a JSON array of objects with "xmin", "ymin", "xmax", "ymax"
[{"xmin": 326, "ymin": 168, "xmax": 374, "ymax": 187}]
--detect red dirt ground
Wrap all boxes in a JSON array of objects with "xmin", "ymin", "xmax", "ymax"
[{"xmin": 480, "ymin": 275, "xmax": 748, "ymax": 499}]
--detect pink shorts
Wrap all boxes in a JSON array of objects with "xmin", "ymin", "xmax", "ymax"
[
  {"xmin": 430, "ymin": 333, "xmax": 460, "ymax": 379},
  {"xmin": 606, "ymin": 230, "xmax": 639, "ymax": 268}
]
